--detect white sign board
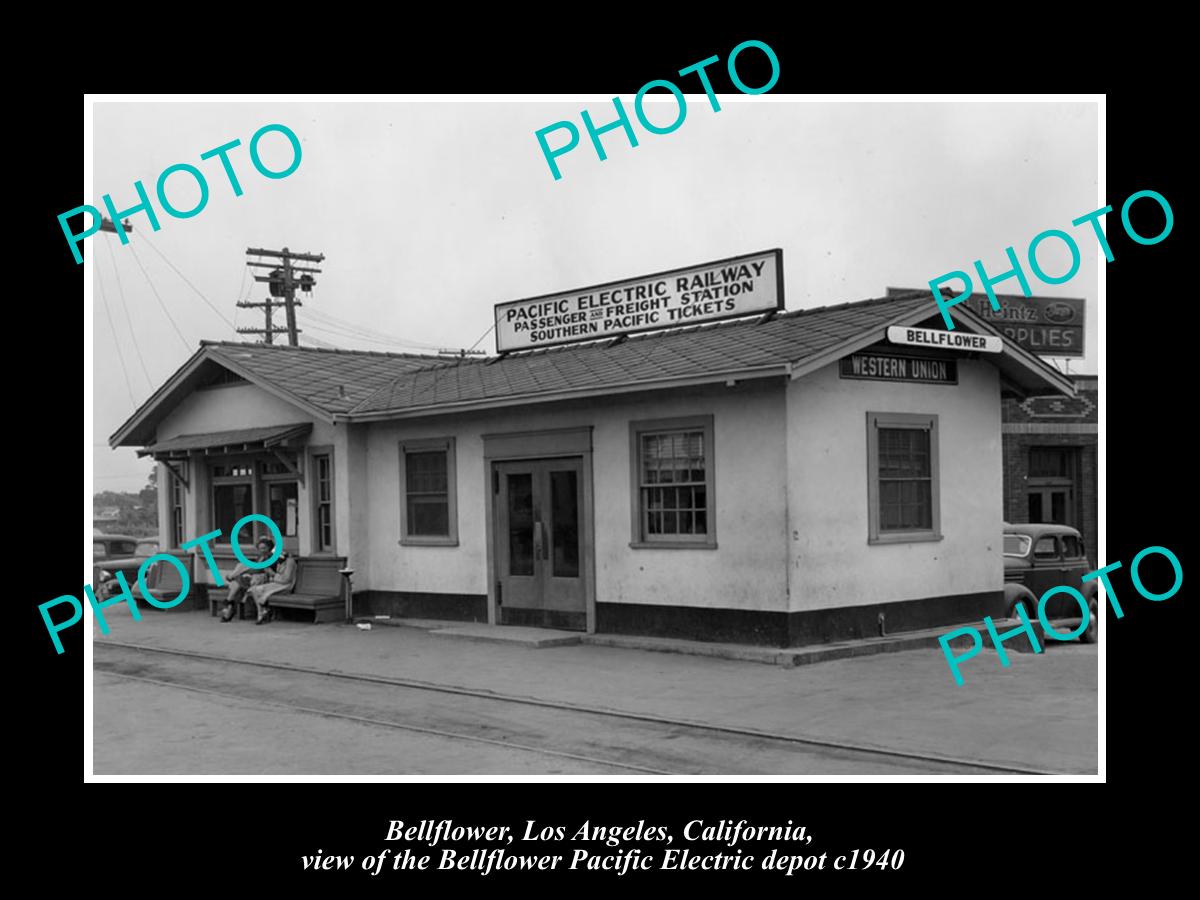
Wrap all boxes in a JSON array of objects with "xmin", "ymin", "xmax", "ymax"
[
  {"xmin": 495, "ymin": 249, "xmax": 784, "ymax": 353},
  {"xmin": 886, "ymin": 326, "xmax": 1002, "ymax": 354}
]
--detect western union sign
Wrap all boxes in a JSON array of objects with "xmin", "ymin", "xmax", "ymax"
[
  {"xmin": 839, "ymin": 353, "xmax": 958, "ymax": 385},
  {"xmin": 494, "ymin": 249, "xmax": 783, "ymax": 352}
]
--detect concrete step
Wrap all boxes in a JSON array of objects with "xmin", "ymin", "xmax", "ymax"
[{"xmin": 427, "ymin": 623, "xmax": 582, "ymax": 648}]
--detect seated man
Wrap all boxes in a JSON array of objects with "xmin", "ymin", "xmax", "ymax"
[
  {"xmin": 248, "ymin": 550, "xmax": 298, "ymax": 624},
  {"xmin": 219, "ymin": 536, "xmax": 276, "ymax": 622}
]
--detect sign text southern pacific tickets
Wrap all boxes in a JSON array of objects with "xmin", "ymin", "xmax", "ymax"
[{"xmin": 494, "ymin": 249, "xmax": 783, "ymax": 352}]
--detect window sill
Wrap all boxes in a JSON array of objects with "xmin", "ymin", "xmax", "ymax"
[
  {"xmin": 399, "ymin": 537, "xmax": 459, "ymax": 547},
  {"xmin": 629, "ymin": 540, "xmax": 718, "ymax": 550},
  {"xmin": 868, "ymin": 532, "xmax": 944, "ymax": 545}
]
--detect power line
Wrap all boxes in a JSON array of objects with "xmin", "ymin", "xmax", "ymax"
[
  {"xmin": 303, "ymin": 306, "xmax": 444, "ymax": 351},
  {"xmin": 141, "ymin": 233, "xmax": 238, "ymax": 333},
  {"xmin": 128, "ymin": 242, "xmax": 191, "ymax": 353},
  {"xmin": 467, "ymin": 320, "xmax": 497, "ymax": 352},
  {"xmin": 297, "ymin": 316, "xmax": 445, "ymax": 352},
  {"xmin": 95, "ymin": 260, "xmax": 137, "ymax": 405},
  {"xmin": 300, "ymin": 333, "xmax": 341, "ymax": 350},
  {"xmin": 103, "ymin": 235, "xmax": 154, "ymax": 390}
]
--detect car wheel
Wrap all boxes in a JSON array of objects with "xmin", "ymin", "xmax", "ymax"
[{"xmin": 1080, "ymin": 599, "xmax": 1098, "ymax": 644}]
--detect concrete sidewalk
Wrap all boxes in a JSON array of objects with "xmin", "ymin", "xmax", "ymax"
[{"xmin": 92, "ymin": 609, "xmax": 1099, "ymax": 773}]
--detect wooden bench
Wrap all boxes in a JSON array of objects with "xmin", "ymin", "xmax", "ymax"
[
  {"xmin": 135, "ymin": 554, "xmax": 208, "ymax": 612},
  {"xmin": 210, "ymin": 556, "xmax": 347, "ymax": 623},
  {"xmin": 265, "ymin": 556, "xmax": 348, "ymax": 623}
]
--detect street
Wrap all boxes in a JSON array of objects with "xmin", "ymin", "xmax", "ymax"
[{"xmin": 92, "ymin": 609, "xmax": 1098, "ymax": 775}]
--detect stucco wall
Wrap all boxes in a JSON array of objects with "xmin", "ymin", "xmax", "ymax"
[
  {"xmin": 785, "ymin": 359, "xmax": 1004, "ymax": 611},
  {"xmin": 362, "ymin": 379, "xmax": 790, "ymax": 612}
]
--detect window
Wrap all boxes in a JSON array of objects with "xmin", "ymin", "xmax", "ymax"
[
  {"xmin": 1029, "ymin": 447, "xmax": 1072, "ymax": 478},
  {"xmin": 629, "ymin": 416, "xmax": 716, "ymax": 548},
  {"xmin": 1061, "ymin": 534, "xmax": 1084, "ymax": 559},
  {"xmin": 399, "ymin": 438, "xmax": 458, "ymax": 545},
  {"xmin": 1034, "ymin": 536, "xmax": 1059, "ymax": 560},
  {"xmin": 1027, "ymin": 446, "xmax": 1076, "ymax": 526},
  {"xmin": 312, "ymin": 451, "xmax": 335, "ymax": 553},
  {"xmin": 212, "ymin": 483, "xmax": 252, "ymax": 539},
  {"xmin": 1003, "ymin": 534, "xmax": 1031, "ymax": 557},
  {"xmin": 169, "ymin": 466, "xmax": 186, "ymax": 548},
  {"xmin": 866, "ymin": 412, "xmax": 941, "ymax": 543}
]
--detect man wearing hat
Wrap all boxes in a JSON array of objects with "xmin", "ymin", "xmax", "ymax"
[{"xmin": 218, "ymin": 535, "xmax": 277, "ymax": 622}]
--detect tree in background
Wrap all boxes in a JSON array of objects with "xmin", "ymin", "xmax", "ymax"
[{"xmin": 94, "ymin": 466, "xmax": 158, "ymax": 536}]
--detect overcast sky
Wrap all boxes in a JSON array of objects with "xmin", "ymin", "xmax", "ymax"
[{"xmin": 90, "ymin": 99, "xmax": 1099, "ymax": 492}]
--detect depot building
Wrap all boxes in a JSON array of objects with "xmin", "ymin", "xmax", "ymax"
[{"xmin": 110, "ymin": 249, "xmax": 1074, "ymax": 646}]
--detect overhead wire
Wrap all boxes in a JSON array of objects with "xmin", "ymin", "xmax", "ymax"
[
  {"xmin": 103, "ymin": 235, "xmax": 154, "ymax": 390},
  {"xmin": 140, "ymin": 232, "xmax": 238, "ymax": 334},
  {"xmin": 302, "ymin": 303, "xmax": 444, "ymax": 351},
  {"xmin": 300, "ymin": 333, "xmax": 341, "ymax": 350},
  {"xmin": 127, "ymin": 242, "xmax": 191, "ymax": 353},
  {"xmin": 94, "ymin": 254, "xmax": 137, "ymax": 405}
]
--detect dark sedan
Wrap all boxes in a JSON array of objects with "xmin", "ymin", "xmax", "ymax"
[
  {"xmin": 1003, "ymin": 523, "xmax": 1098, "ymax": 643},
  {"xmin": 93, "ymin": 536, "xmax": 160, "ymax": 598}
]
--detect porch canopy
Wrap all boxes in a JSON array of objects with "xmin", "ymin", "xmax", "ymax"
[{"xmin": 137, "ymin": 423, "xmax": 312, "ymax": 460}]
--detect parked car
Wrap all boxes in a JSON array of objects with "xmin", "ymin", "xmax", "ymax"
[
  {"xmin": 1003, "ymin": 523, "xmax": 1098, "ymax": 643},
  {"xmin": 92, "ymin": 535, "xmax": 160, "ymax": 598}
]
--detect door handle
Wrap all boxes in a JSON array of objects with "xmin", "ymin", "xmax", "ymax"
[{"xmin": 533, "ymin": 521, "xmax": 544, "ymax": 561}]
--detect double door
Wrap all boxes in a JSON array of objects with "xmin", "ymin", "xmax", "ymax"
[{"xmin": 494, "ymin": 458, "xmax": 585, "ymax": 630}]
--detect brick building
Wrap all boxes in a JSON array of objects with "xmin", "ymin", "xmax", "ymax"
[{"xmin": 1001, "ymin": 375, "xmax": 1098, "ymax": 566}]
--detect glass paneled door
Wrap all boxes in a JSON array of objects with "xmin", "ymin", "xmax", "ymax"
[{"xmin": 494, "ymin": 458, "xmax": 585, "ymax": 630}]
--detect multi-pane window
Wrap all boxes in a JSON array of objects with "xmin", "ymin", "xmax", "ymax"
[
  {"xmin": 877, "ymin": 428, "xmax": 933, "ymax": 531},
  {"xmin": 313, "ymin": 453, "xmax": 334, "ymax": 552},
  {"xmin": 211, "ymin": 457, "xmax": 254, "ymax": 543},
  {"xmin": 867, "ymin": 413, "xmax": 941, "ymax": 543},
  {"xmin": 169, "ymin": 467, "xmax": 186, "ymax": 547},
  {"xmin": 1029, "ymin": 447, "xmax": 1072, "ymax": 479},
  {"xmin": 400, "ymin": 439, "xmax": 458, "ymax": 545},
  {"xmin": 630, "ymin": 416, "xmax": 716, "ymax": 547}
]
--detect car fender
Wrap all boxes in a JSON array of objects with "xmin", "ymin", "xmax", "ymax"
[{"xmin": 1003, "ymin": 583, "xmax": 1038, "ymax": 616}]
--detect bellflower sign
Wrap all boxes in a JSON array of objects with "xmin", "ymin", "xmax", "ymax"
[{"xmin": 494, "ymin": 249, "xmax": 783, "ymax": 353}]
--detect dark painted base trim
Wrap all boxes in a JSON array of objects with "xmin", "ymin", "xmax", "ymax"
[
  {"xmin": 597, "ymin": 591, "xmax": 1006, "ymax": 648},
  {"xmin": 500, "ymin": 607, "xmax": 586, "ymax": 631},
  {"xmin": 355, "ymin": 590, "xmax": 487, "ymax": 622}
]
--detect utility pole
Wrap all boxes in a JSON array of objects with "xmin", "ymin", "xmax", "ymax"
[{"xmin": 239, "ymin": 246, "xmax": 324, "ymax": 346}]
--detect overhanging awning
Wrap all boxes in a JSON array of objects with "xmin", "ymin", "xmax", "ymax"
[{"xmin": 137, "ymin": 423, "xmax": 313, "ymax": 459}]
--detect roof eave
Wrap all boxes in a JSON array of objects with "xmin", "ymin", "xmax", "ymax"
[
  {"xmin": 785, "ymin": 301, "xmax": 1077, "ymax": 399},
  {"xmin": 108, "ymin": 346, "xmax": 338, "ymax": 449}
]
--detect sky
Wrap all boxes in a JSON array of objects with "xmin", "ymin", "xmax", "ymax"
[{"xmin": 90, "ymin": 98, "xmax": 1099, "ymax": 492}]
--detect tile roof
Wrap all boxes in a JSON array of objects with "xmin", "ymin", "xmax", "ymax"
[
  {"xmin": 201, "ymin": 341, "xmax": 446, "ymax": 415},
  {"xmin": 351, "ymin": 292, "xmax": 936, "ymax": 415}
]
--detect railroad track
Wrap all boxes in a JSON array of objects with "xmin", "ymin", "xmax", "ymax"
[{"xmin": 94, "ymin": 640, "xmax": 1059, "ymax": 775}]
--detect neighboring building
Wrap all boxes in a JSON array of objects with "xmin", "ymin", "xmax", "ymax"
[
  {"xmin": 1001, "ymin": 375, "xmax": 1099, "ymax": 567},
  {"xmin": 93, "ymin": 506, "xmax": 122, "ymax": 530},
  {"xmin": 109, "ymin": 290, "xmax": 1072, "ymax": 647}
]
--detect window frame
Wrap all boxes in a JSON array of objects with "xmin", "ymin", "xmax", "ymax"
[
  {"xmin": 399, "ymin": 437, "xmax": 458, "ymax": 547},
  {"xmin": 1033, "ymin": 535, "xmax": 1061, "ymax": 561},
  {"xmin": 866, "ymin": 412, "xmax": 942, "ymax": 545},
  {"xmin": 628, "ymin": 415, "xmax": 717, "ymax": 550},
  {"xmin": 309, "ymin": 446, "xmax": 336, "ymax": 555},
  {"xmin": 210, "ymin": 458, "xmax": 257, "ymax": 549},
  {"xmin": 168, "ymin": 463, "xmax": 187, "ymax": 549}
]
